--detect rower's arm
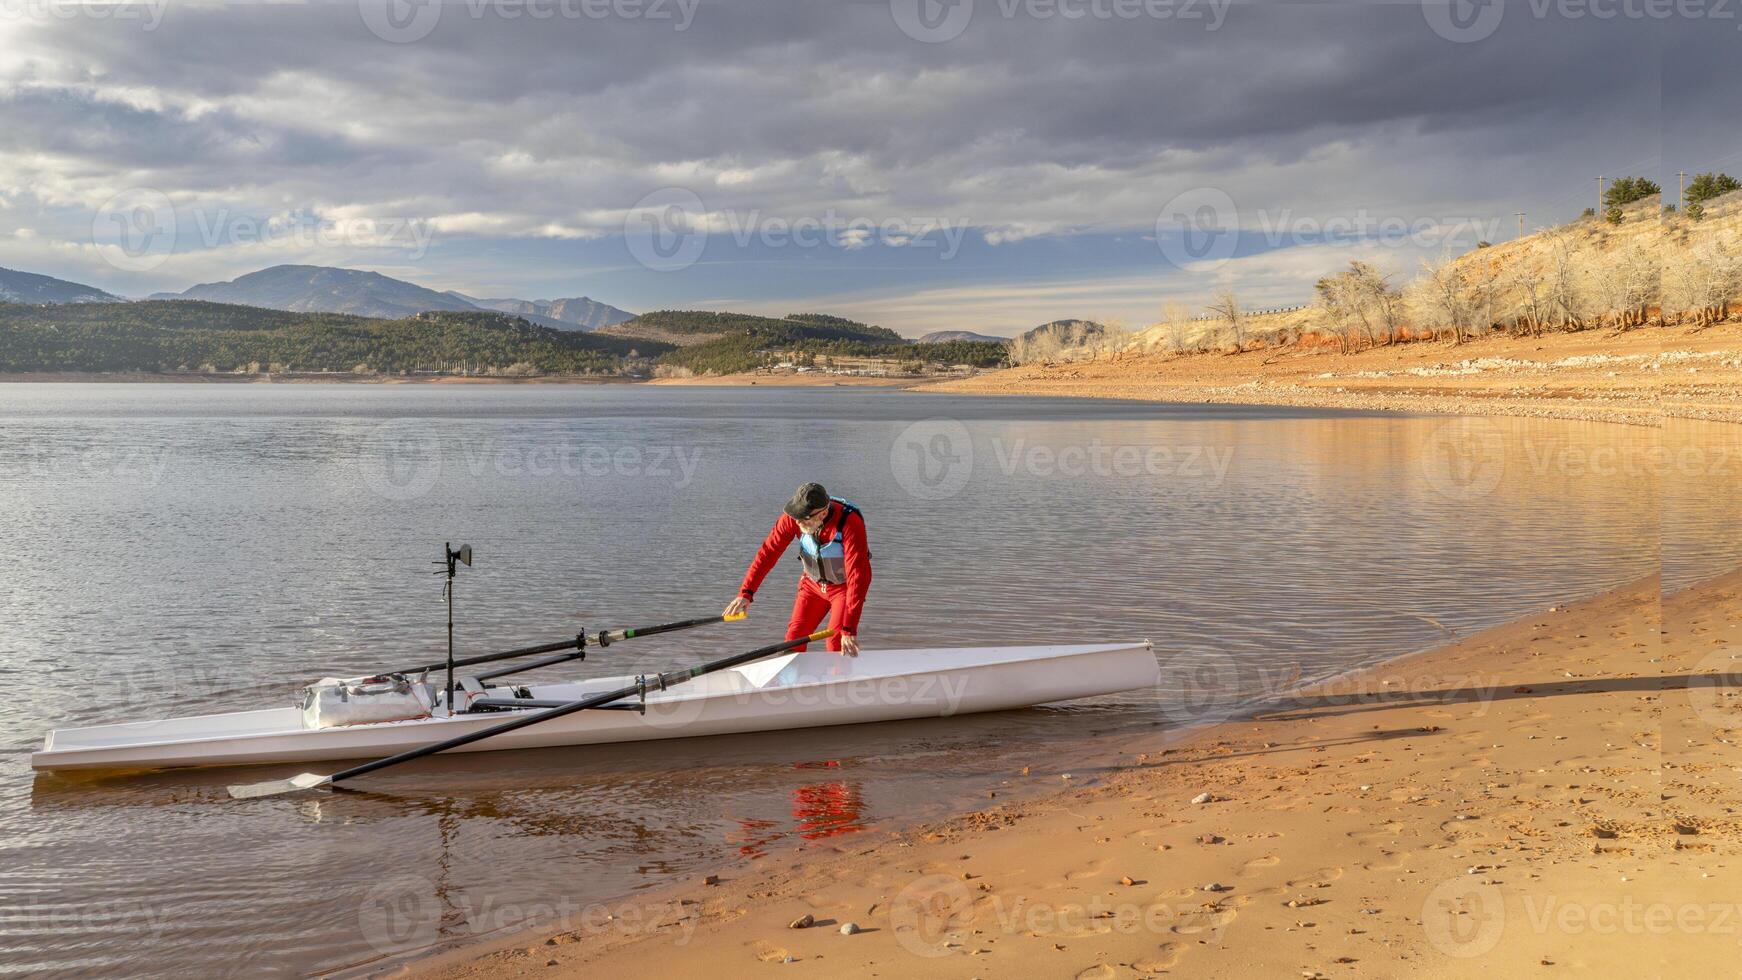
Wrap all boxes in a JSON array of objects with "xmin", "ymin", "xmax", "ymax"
[
  {"xmin": 839, "ymin": 510, "xmax": 872, "ymax": 635},
  {"xmin": 739, "ymin": 513, "xmax": 798, "ymax": 601}
]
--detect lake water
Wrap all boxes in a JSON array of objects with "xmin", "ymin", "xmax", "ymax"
[{"xmin": 0, "ymin": 384, "xmax": 1724, "ymax": 977}]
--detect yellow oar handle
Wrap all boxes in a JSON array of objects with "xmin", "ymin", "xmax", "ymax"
[{"xmin": 724, "ymin": 610, "xmax": 749, "ymax": 622}]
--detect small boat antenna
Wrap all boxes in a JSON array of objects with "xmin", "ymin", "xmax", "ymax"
[{"xmin": 436, "ymin": 542, "xmax": 473, "ymax": 715}]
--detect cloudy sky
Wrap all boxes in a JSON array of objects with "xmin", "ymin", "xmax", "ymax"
[{"xmin": 0, "ymin": 1, "xmax": 1727, "ymax": 335}]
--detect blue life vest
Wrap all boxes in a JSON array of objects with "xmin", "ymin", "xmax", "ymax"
[{"xmin": 798, "ymin": 498, "xmax": 864, "ymax": 585}]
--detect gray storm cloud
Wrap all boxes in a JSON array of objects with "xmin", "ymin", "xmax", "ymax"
[{"xmin": 0, "ymin": 1, "xmax": 1720, "ymax": 300}]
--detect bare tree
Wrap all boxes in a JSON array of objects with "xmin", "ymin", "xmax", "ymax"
[
  {"xmin": 1162, "ymin": 301, "xmax": 1191, "ymax": 353},
  {"xmin": 1206, "ymin": 288, "xmax": 1244, "ymax": 351},
  {"xmin": 1543, "ymin": 230, "xmax": 1586, "ymax": 331},
  {"xmin": 1664, "ymin": 236, "xmax": 1742, "ymax": 328},
  {"xmin": 1314, "ymin": 270, "xmax": 1364, "ymax": 353},
  {"xmin": 1411, "ymin": 254, "xmax": 1478, "ymax": 345}
]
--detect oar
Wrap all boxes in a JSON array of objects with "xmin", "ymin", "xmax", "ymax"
[
  {"xmin": 390, "ymin": 611, "xmax": 746, "ymax": 676},
  {"xmin": 229, "ymin": 627, "xmax": 831, "ymax": 800}
]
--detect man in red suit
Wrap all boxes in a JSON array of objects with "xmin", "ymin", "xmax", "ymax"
[{"xmin": 724, "ymin": 483, "xmax": 871, "ymax": 656}]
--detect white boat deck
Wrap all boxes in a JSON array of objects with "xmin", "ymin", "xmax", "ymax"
[{"xmin": 34, "ymin": 643, "xmax": 1158, "ymax": 771}]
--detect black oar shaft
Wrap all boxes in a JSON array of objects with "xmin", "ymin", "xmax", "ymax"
[
  {"xmin": 391, "ymin": 613, "xmax": 739, "ymax": 676},
  {"xmin": 473, "ymin": 650, "xmax": 584, "ymax": 682},
  {"xmin": 328, "ymin": 629, "xmax": 829, "ymax": 786}
]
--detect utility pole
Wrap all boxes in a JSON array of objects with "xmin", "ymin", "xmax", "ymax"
[
  {"xmin": 1515, "ymin": 212, "xmax": 1526, "ymax": 239},
  {"xmin": 1677, "ymin": 171, "xmax": 1689, "ymax": 207},
  {"xmin": 1595, "ymin": 176, "xmax": 1605, "ymax": 215}
]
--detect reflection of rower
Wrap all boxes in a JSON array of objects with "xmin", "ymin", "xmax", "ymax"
[{"xmin": 791, "ymin": 778, "xmax": 864, "ymax": 842}]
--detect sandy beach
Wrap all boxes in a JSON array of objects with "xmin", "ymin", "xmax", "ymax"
[
  {"xmin": 918, "ymin": 326, "xmax": 1742, "ymax": 427},
  {"xmin": 410, "ymin": 567, "xmax": 1738, "ymax": 979}
]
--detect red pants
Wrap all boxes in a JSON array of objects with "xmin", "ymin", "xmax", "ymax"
[{"xmin": 785, "ymin": 576, "xmax": 847, "ymax": 652}]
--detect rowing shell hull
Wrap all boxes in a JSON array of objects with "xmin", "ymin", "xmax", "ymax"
[{"xmin": 31, "ymin": 642, "xmax": 1158, "ymax": 772}]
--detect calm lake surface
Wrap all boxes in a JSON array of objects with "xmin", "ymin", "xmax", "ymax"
[{"xmin": 0, "ymin": 384, "xmax": 1725, "ymax": 978}]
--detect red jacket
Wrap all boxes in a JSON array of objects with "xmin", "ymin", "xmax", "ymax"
[{"xmin": 738, "ymin": 501, "xmax": 872, "ymax": 634}]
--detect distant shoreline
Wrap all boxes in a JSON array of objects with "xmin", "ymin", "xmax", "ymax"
[{"xmin": 0, "ymin": 371, "xmax": 637, "ymax": 385}]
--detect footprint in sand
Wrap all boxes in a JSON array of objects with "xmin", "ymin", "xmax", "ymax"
[
  {"xmin": 1238, "ymin": 855, "xmax": 1281, "ymax": 878},
  {"xmin": 1362, "ymin": 850, "xmax": 1409, "ymax": 871},
  {"xmin": 1065, "ymin": 858, "xmax": 1112, "ymax": 881},
  {"xmin": 751, "ymin": 940, "xmax": 790, "ymax": 963},
  {"xmin": 1132, "ymin": 942, "xmax": 1183, "ymax": 971},
  {"xmin": 1170, "ymin": 908, "xmax": 1238, "ymax": 936},
  {"xmin": 1285, "ymin": 867, "xmax": 1344, "ymax": 888},
  {"xmin": 1075, "ymin": 965, "xmax": 1117, "ymax": 980}
]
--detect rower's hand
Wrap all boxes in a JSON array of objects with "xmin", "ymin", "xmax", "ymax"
[
  {"xmin": 839, "ymin": 633, "xmax": 860, "ymax": 658},
  {"xmin": 724, "ymin": 596, "xmax": 751, "ymax": 619}
]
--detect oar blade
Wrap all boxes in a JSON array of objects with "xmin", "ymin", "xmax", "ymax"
[{"xmin": 227, "ymin": 771, "xmax": 332, "ymax": 800}]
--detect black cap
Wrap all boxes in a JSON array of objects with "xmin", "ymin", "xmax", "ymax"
[{"xmin": 784, "ymin": 482, "xmax": 830, "ymax": 519}]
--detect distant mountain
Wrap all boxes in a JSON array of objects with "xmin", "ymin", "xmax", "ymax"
[
  {"xmin": 449, "ymin": 293, "xmax": 634, "ymax": 331},
  {"xmin": 0, "ymin": 301, "xmax": 668, "ymax": 375},
  {"xmin": 0, "ymin": 267, "xmax": 120, "ymax": 305},
  {"xmin": 917, "ymin": 330, "xmax": 1007, "ymax": 344},
  {"xmin": 168, "ymin": 265, "xmax": 480, "ymax": 320}
]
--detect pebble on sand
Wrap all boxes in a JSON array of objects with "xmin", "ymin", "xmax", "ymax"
[
  {"xmin": 1191, "ymin": 792, "xmax": 1215, "ymax": 804},
  {"xmin": 788, "ymin": 913, "xmax": 815, "ymax": 930},
  {"xmin": 840, "ymin": 922, "xmax": 861, "ymax": 935}
]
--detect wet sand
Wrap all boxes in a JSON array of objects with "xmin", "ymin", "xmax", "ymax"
[{"xmin": 414, "ymin": 569, "xmax": 1738, "ymax": 978}]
